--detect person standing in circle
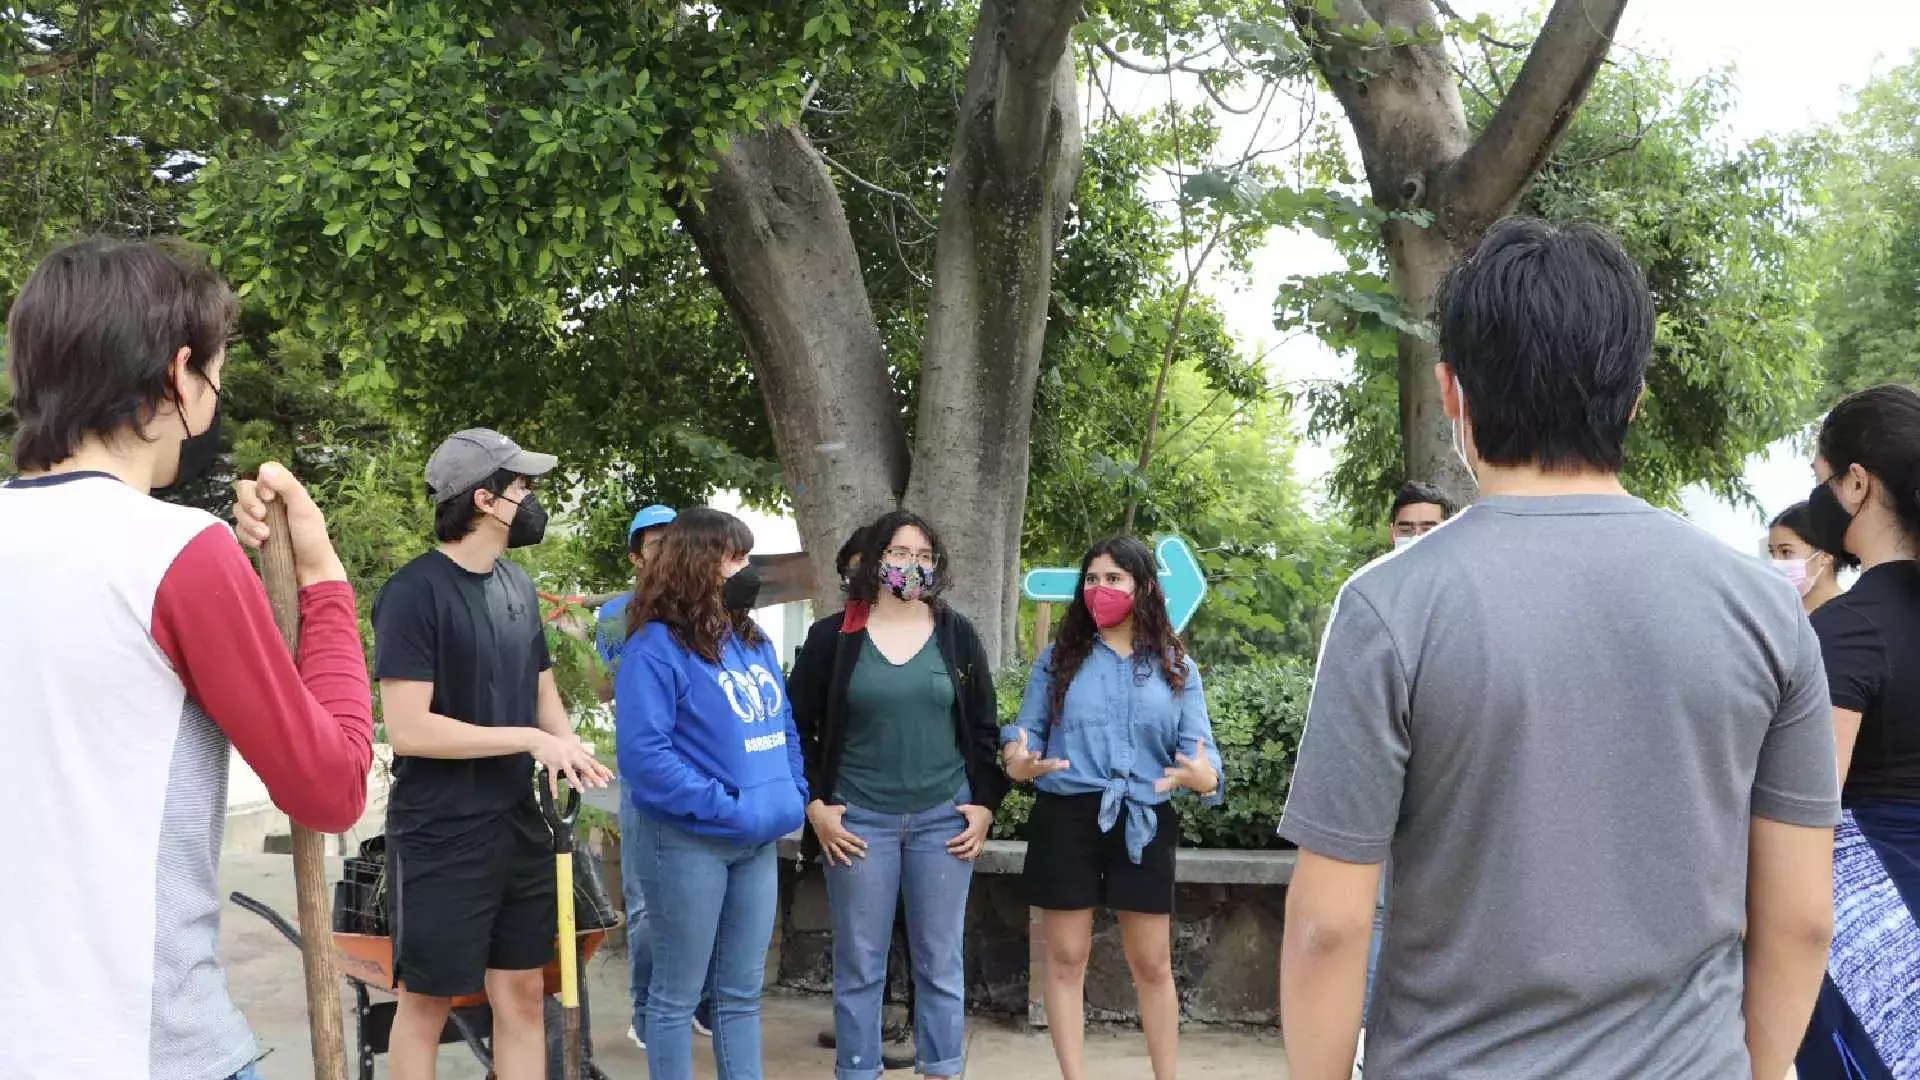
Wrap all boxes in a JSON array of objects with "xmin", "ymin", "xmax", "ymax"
[
  {"xmin": 1002, "ymin": 536, "xmax": 1222, "ymax": 1080},
  {"xmin": 791, "ymin": 511, "xmax": 1005, "ymax": 1080},
  {"xmin": 1793, "ymin": 385, "xmax": 1920, "ymax": 1079},
  {"xmin": 1769, "ymin": 502, "xmax": 1844, "ymax": 614},
  {"xmin": 616, "ymin": 508, "xmax": 808, "ymax": 1080}
]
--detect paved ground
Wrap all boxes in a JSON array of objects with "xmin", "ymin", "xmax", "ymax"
[{"xmin": 221, "ymin": 854, "xmax": 1289, "ymax": 1079}]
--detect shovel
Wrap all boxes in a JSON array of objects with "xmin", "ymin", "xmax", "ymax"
[
  {"xmin": 256, "ymin": 498, "xmax": 350, "ymax": 1080},
  {"xmin": 537, "ymin": 768, "xmax": 584, "ymax": 1080}
]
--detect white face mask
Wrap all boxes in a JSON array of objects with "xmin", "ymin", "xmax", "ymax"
[
  {"xmin": 1392, "ymin": 534, "xmax": 1418, "ymax": 551},
  {"xmin": 1451, "ymin": 375, "xmax": 1478, "ymax": 486}
]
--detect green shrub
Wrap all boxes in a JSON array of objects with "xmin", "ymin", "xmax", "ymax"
[{"xmin": 988, "ymin": 658, "xmax": 1310, "ymax": 849}]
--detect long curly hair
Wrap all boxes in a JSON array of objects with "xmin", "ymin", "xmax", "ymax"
[
  {"xmin": 1045, "ymin": 536, "xmax": 1189, "ymax": 725},
  {"xmin": 626, "ymin": 507, "xmax": 764, "ymax": 662}
]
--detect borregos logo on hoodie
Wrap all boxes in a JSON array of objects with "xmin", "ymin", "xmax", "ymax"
[{"xmin": 719, "ymin": 663, "xmax": 788, "ymax": 752}]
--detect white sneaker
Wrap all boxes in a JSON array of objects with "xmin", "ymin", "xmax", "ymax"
[
  {"xmin": 627, "ymin": 1024, "xmax": 645, "ymax": 1052},
  {"xmin": 1351, "ymin": 1027, "xmax": 1366, "ymax": 1079},
  {"xmin": 693, "ymin": 1015, "xmax": 713, "ymax": 1037}
]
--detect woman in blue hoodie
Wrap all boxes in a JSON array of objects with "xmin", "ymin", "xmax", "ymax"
[{"xmin": 616, "ymin": 508, "xmax": 808, "ymax": 1080}]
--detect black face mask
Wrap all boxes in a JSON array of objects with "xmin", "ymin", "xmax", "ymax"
[
  {"xmin": 722, "ymin": 562, "xmax": 763, "ymax": 612},
  {"xmin": 153, "ymin": 388, "xmax": 221, "ymax": 500},
  {"xmin": 501, "ymin": 492, "xmax": 549, "ymax": 549},
  {"xmin": 1806, "ymin": 479, "xmax": 1859, "ymax": 566}
]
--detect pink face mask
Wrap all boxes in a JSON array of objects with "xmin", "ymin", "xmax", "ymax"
[
  {"xmin": 1084, "ymin": 585, "xmax": 1135, "ymax": 629},
  {"xmin": 1772, "ymin": 557, "xmax": 1816, "ymax": 597}
]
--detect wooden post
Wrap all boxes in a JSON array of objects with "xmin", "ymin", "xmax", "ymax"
[
  {"xmin": 258, "ymin": 500, "xmax": 349, "ymax": 1080},
  {"xmin": 1033, "ymin": 601, "xmax": 1054, "ymax": 656}
]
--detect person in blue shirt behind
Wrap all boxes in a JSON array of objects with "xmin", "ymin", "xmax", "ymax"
[
  {"xmin": 593, "ymin": 504, "xmax": 678, "ymax": 702},
  {"xmin": 615, "ymin": 507, "xmax": 808, "ymax": 1080},
  {"xmin": 1001, "ymin": 535, "xmax": 1222, "ymax": 1080}
]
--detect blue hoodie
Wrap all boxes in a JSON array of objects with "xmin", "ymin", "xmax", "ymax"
[{"xmin": 615, "ymin": 620, "xmax": 808, "ymax": 845}]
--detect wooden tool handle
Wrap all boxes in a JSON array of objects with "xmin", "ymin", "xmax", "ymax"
[{"xmin": 258, "ymin": 498, "xmax": 349, "ymax": 1080}]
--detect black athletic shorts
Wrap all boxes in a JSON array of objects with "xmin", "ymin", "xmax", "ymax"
[
  {"xmin": 1023, "ymin": 791, "xmax": 1177, "ymax": 915},
  {"xmin": 389, "ymin": 800, "xmax": 556, "ymax": 998}
]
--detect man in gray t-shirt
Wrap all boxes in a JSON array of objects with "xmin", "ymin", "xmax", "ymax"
[{"xmin": 1277, "ymin": 219, "xmax": 1841, "ymax": 1080}]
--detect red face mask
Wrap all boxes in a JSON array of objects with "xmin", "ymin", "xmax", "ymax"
[{"xmin": 1084, "ymin": 585, "xmax": 1135, "ymax": 629}]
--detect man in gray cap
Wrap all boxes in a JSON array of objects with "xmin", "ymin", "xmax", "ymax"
[{"xmin": 372, "ymin": 428, "xmax": 612, "ymax": 1080}]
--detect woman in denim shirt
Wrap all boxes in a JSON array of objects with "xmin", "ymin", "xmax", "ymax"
[{"xmin": 1001, "ymin": 536, "xmax": 1222, "ymax": 1080}]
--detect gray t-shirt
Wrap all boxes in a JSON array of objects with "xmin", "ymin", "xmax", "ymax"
[{"xmin": 1279, "ymin": 494, "xmax": 1840, "ymax": 1080}]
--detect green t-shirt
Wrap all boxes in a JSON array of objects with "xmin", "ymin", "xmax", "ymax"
[{"xmin": 836, "ymin": 634, "xmax": 966, "ymax": 814}]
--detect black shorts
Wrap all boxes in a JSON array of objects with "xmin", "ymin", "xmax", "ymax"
[
  {"xmin": 1023, "ymin": 792, "xmax": 1176, "ymax": 915},
  {"xmin": 389, "ymin": 801, "xmax": 556, "ymax": 998}
]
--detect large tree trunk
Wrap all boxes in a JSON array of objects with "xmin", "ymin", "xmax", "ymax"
[
  {"xmin": 906, "ymin": 0, "xmax": 1085, "ymax": 664},
  {"xmin": 1296, "ymin": 0, "xmax": 1628, "ymax": 508},
  {"xmin": 680, "ymin": 126, "xmax": 910, "ymax": 604}
]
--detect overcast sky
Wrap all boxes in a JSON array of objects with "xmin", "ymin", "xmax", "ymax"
[{"xmin": 1186, "ymin": 0, "xmax": 1920, "ymax": 551}]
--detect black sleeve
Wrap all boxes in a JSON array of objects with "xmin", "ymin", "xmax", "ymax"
[
  {"xmin": 954, "ymin": 615, "xmax": 1010, "ymax": 811},
  {"xmin": 1811, "ymin": 603, "xmax": 1886, "ymax": 713},
  {"xmin": 372, "ymin": 571, "xmax": 438, "ymax": 683},
  {"xmin": 788, "ymin": 614, "xmax": 840, "ymax": 800}
]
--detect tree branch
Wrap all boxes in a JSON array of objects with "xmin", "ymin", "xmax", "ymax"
[
  {"xmin": 992, "ymin": 0, "xmax": 1085, "ymax": 174},
  {"xmin": 21, "ymin": 48, "xmax": 98, "ymax": 78},
  {"xmin": 1440, "ymin": 0, "xmax": 1629, "ymax": 231},
  {"xmin": 818, "ymin": 149, "xmax": 938, "ymax": 231}
]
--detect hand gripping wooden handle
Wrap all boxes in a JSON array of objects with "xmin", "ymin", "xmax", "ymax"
[{"xmin": 258, "ymin": 498, "xmax": 349, "ymax": 1080}]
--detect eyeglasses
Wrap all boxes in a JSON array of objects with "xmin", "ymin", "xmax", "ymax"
[{"xmin": 883, "ymin": 546, "xmax": 937, "ymax": 568}]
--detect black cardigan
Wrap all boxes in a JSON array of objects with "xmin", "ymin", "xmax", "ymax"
[{"xmin": 789, "ymin": 604, "xmax": 1010, "ymax": 819}]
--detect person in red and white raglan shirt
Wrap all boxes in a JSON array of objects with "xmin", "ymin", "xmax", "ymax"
[{"xmin": 0, "ymin": 237, "xmax": 374, "ymax": 1080}]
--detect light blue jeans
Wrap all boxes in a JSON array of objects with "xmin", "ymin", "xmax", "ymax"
[
  {"xmin": 823, "ymin": 787, "xmax": 973, "ymax": 1080},
  {"xmin": 228, "ymin": 1065, "xmax": 262, "ymax": 1080},
  {"xmin": 631, "ymin": 813, "xmax": 779, "ymax": 1080},
  {"xmin": 621, "ymin": 785, "xmax": 716, "ymax": 1040}
]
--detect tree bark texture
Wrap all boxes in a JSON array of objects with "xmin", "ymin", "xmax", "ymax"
[
  {"xmin": 907, "ymin": 0, "xmax": 1085, "ymax": 665},
  {"xmin": 689, "ymin": 1, "xmax": 1086, "ymax": 664},
  {"xmin": 1296, "ymin": 0, "xmax": 1628, "ymax": 507},
  {"xmin": 680, "ymin": 125, "xmax": 910, "ymax": 606}
]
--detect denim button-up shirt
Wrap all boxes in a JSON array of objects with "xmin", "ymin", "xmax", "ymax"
[{"xmin": 1001, "ymin": 639, "xmax": 1223, "ymax": 863}]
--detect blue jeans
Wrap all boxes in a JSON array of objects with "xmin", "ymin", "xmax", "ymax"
[
  {"xmin": 631, "ymin": 813, "xmax": 779, "ymax": 1080},
  {"xmin": 621, "ymin": 785, "xmax": 716, "ymax": 1040},
  {"xmin": 1364, "ymin": 862, "xmax": 1389, "ymax": 1021},
  {"xmin": 228, "ymin": 1065, "xmax": 262, "ymax": 1080},
  {"xmin": 823, "ymin": 789, "xmax": 973, "ymax": 1080}
]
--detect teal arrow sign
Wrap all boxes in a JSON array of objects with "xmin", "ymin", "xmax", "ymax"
[{"xmin": 1021, "ymin": 535, "xmax": 1209, "ymax": 633}]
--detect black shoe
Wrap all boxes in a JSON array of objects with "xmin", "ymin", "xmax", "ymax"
[
  {"xmin": 881, "ymin": 1049, "xmax": 915, "ymax": 1071},
  {"xmin": 817, "ymin": 1028, "xmax": 836, "ymax": 1050}
]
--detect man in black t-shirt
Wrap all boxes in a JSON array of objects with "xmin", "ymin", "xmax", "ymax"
[{"xmin": 372, "ymin": 428, "xmax": 612, "ymax": 1080}]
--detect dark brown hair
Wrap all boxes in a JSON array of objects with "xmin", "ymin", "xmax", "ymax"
[
  {"xmin": 1045, "ymin": 536, "xmax": 1189, "ymax": 725},
  {"xmin": 626, "ymin": 507, "xmax": 763, "ymax": 662},
  {"xmin": 7, "ymin": 236, "xmax": 237, "ymax": 471}
]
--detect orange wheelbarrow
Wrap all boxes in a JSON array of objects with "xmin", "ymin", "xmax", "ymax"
[{"xmin": 231, "ymin": 839, "xmax": 616, "ymax": 1080}]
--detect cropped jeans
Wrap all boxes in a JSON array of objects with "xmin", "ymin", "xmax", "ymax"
[{"xmin": 823, "ymin": 785, "xmax": 974, "ymax": 1080}]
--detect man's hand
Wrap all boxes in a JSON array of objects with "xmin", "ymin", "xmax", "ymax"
[
  {"xmin": 232, "ymin": 462, "xmax": 347, "ymax": 588},
  {"xmin": 529, "ymin": 730, "xmax": 613, "ymax": 795},
  {"xmin": 1001, "ymin": 729, "xmax": 1071, "ymax": 783},
  {"xmin": 807, "ymin": 800, "xmax": 867, "ymax": 866},
  {"xmin": 948, "ymin": 804, "xmax": 993, "ymax": 861},
  {"xmin": 1154, "ymin": 738, "xmax": 1219, "ymax": 795}
]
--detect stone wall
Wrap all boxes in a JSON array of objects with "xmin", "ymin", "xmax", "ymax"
[{"xmin": 774, "ymin": 843, "xmax": 1291, "ymax": 1026}]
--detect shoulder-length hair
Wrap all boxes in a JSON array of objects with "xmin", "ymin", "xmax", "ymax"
[
  {"xmin": 844, "ymin": 509, "xmax": 950, "ymax": 606},
  {"xmin": 626, "ymin": 507, "xmax": 763, "ymax": 662},
  {"xmin": 1045, "ymin": 535, "xmax": 1189, "ymax": 725}
]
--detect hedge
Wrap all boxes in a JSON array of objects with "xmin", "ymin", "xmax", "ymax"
[{"xmin": 989, "ymin": 658, "xmax": 1311, "ymax": 850}]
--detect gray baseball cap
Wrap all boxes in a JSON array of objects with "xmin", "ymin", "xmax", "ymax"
[{"xmin": 425, "ymin": 428, "xmax": 558, "ymax": 504}]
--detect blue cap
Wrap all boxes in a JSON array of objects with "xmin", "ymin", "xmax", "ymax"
[{"xmin": 628, "ymin": 504, "xmax": 677, "ymax": 538}]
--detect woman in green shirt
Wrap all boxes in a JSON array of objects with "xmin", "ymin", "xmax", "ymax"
[{"xmin": 790, "ymin": 511, "xmax": 1006, "ymax": 1080}]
